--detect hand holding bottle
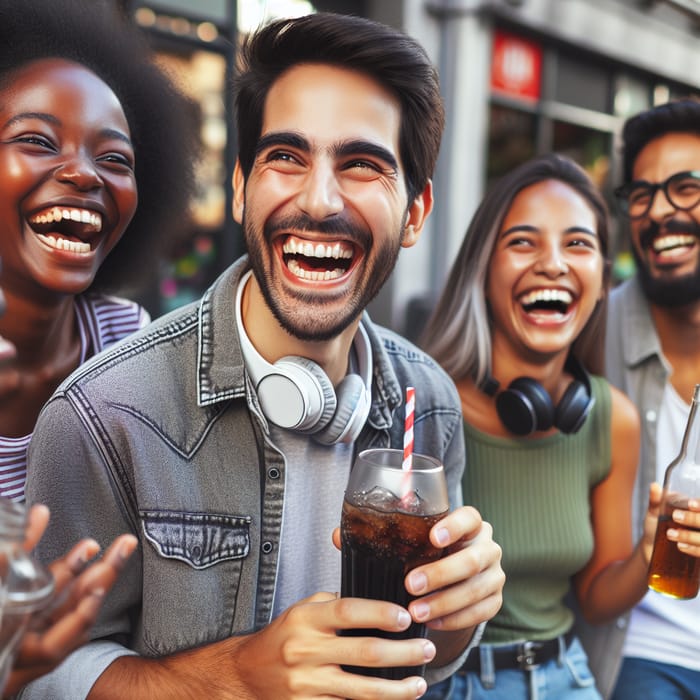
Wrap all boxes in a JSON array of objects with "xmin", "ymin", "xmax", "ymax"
[{"xmin": 647, "ymin": 385, "xmax": 700, "ymax": 599}]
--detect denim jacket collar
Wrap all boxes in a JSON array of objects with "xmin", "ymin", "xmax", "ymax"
[{"xmin": 195, "ymin": 256, "xmax": 402, "ymax": 428}]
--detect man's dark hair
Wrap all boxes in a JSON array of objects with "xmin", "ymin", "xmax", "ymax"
[
  {"xmin": 234, "ymin": 12, "xmax": 445, "ymax": 203},
  {"xmin": 621, "ymin": 98, "xmax": 700, "ymax": 182},
  {"xmin": 0, "ymin": 0, "xmax": 198, "ymax": 294}
]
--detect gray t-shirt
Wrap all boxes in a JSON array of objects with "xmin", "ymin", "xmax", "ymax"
[{"xmin": 270, "ymin": 424, "xmax": 352, "ymax": 617}]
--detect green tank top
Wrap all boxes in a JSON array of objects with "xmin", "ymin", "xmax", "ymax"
[{"xmin": 463, "ymin": 374, "xmax": 611, "ymax": 644}]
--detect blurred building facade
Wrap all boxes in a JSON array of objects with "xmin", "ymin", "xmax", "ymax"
[{"xmin": 121, "ymin": 0, "xmax": 700, "ymax": 337}]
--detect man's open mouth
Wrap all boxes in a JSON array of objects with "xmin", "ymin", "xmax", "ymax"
[
  {"xmin": 520, "ymin": 288, "xmax": 573, "ymax": 316},
  {"xmin": 652, "ymin": 233, "xmax": 697, "ymax": 258},
  {"xmin": 282, "ymin": 235, "xmax": 355, "ymax": 281},
  {"xmin": 28, "ymin": 206, "xmax": 103, "ymax": 255}
]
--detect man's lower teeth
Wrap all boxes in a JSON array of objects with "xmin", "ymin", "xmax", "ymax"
[{"xmin": 288, "ymin": 260, "xmax": 343, "ymax": 280}]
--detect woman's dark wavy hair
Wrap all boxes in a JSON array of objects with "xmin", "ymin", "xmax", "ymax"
[
  {"xmin": 421, "ymin": 153, "xmax": 612, "ymax": 383},
  {"xmin": 0, "ymin": 0, "xmax": 197, "ymax": 294},
  {"xmin": 621, "ymin": 98, "xmax": 700, "ymax": 182},
  {"xmin": 234, "ymin": 12, "xmax": 445, "ymax": 204}
]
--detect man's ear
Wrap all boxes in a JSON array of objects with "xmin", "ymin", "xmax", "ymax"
[
  {"xmin": 232, "ymin": 159, "xmax": 245, "ymax": 224},
  {"xmin": 401, "ymin": 180, "xmax": 434, "ymax": 249}
]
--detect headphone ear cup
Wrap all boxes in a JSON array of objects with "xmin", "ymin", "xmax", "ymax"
[
  {"xmin": 496, "ymin": 377, "xmax": 554, "ymax": 436},
  {"xmin": 555, "ymin": 380, "xmax": 592, "ymax": 434},
  {"xmin": 313, "ymin": 373, "xmax": 370, "ymax": 445},
  {"xmin": 263, "ymin": 356, "xmax": 337, "ymax": 432}
]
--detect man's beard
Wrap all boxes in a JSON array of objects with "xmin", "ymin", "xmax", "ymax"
[
  {"xmin": 244, "ymin": 212, "xmax": 403, "ymax": 341},
  {"xmin": 633, "ymin": 218, "xmax": 700, "ymax": 307}
]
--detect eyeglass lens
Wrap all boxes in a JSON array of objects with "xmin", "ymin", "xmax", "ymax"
[{"xmin": 626, "ymin": 172, "xmax": 700, "ymax": 219}]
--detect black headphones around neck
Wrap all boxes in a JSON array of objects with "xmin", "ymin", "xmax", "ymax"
[{"xmin": 480, "ymin": 356, "xmax": 595, "ymax": 436}]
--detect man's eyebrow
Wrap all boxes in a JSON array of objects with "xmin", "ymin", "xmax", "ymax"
[
  {"xmin": 255, "ymin": 132, "xmax": 399, "ymax": 171},
  {"xmin": 255, "ymin": 131, "xmax": 309, "ymax": 157},
  {"xmin": 334, "ymin": 140, "xmax": 398, "ymax": 171}
]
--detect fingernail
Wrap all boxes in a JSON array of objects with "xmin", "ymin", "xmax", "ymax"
[
  {"xmin": 690, "ymin": 500, "xmax": 700, "ymax": 509},
  {"xmin": 673, "ymin": 510, "xmax": 686, "ymax": 523},
  {"xmin": 412, "ymin": 602, "xmax": 430, "ymax": 621},
  {"xmin": 415, "ymin": 678, "xmax": 428, "ymax": 698},
  {"xmin": 678, "ymin": 542, "xmax": 690, "ymax": 550},
  {"xmin": 118, "ymin": 538, "xmax": 137, "ymax": 563},
  {"xmin": 69, "ymin": 541, "xmax": 98, "ymax": 574},
  {"xmin": 422, "ymin": 640, "xmax": 436, "ymax": 662},
  {"xmin": 397, "ymin": 609, "xmax": 411, "ymax": 628},
  {"xmin": 408, "ymin": 572, "xmax": 427, "ymax": 594},
  {"xmin": 667, "ymin": 528, "xmax": 679, "ymax": 539},
  {"xmin": 435, "ymin": 527, "xmax": 449, "ymax": 547}
]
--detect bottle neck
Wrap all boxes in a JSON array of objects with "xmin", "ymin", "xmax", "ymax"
[{"xmin": 679, "ymin": 385, "xmax": 700, "ymax": 464}]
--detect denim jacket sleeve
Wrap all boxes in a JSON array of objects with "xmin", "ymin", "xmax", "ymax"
[{"xmin": 24, "ymin": 395, "xmax": 142, "ymax": 698}]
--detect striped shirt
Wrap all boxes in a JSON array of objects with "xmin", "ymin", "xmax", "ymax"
[{"xmin": 0, "ymin": 294, "xmax": 149, "ymax": 502}]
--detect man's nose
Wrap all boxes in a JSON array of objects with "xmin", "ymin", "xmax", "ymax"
[
  {"xmin": 646, "ymin": 185, "xmax": 676, "ymax": 221},
  {"xmin": 295, "ymin": 163, "xmax": 343, "ymax": 219}
]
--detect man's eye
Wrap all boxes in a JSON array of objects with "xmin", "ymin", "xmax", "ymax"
[
  {"xmin": 267, "ymin": 151, "xmax": 297, "ymax": 163},
  {"xmin": 346, "ymin": 160, "xmax": 379, "ymax": 171},
  {"xmin": 629, "ymin": 188, "xmax": 651, "ymax": 204}
]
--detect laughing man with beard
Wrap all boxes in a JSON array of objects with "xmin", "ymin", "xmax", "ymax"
[
  {"xmin": 21, "ymin": 13, "xmax": 504, "ymax": 700},
  {"xmin": 577, "ymin": 99, "xmax": 700, "ymax": 700}
]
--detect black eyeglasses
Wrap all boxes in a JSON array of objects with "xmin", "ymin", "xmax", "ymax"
[{"xmin": 614, "ymin": 170, "xmax": 700, "ymax": 219}]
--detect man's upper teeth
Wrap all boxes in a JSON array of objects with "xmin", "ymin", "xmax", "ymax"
[
  {"xmin": 653, "ymin": 234, "xmax": 695, "ymax": 252},
  {"xmin": 30, "ymin": 206, "xmax": 102, "ymax": 230},
  {"xmin": 283, "ymin": 237, "xmax": 353, "ymax": 259},
  {"xmin": 521, "ymin": 289, "xmax": 573, "ymax": 305}
]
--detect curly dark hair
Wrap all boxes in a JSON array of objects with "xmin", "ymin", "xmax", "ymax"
[
  {"xmin": 234, "ymin": 12, "xmax": 445, "ymax": 204},
  {"xmin": 621, "ymin": 98, "xmax": 700, "ymax": 182},
  {"xmin": 0, "ymin": 0, "xmax": 197, "ymax": 294}
]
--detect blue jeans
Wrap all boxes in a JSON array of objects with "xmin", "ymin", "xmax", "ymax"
[
  {"xmin": 611, "ymin": 657, "xmax": 700, "ymax": 700},
  {"xmin": 424, "ymin": 637, "xmax": 601, "ymax": 700}
]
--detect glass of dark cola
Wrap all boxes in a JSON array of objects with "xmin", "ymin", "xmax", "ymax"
[{"xmin": 340, "ymin": 448, "xmax": 449, "ymax": 680}]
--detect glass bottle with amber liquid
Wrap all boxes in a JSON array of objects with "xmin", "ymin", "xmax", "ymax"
[{"xmin": 648, "ymin": 384, "xmax": 700, "ymax": 599}]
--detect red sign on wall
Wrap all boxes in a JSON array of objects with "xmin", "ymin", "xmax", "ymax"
[{"xmin": 491, "ymin": 30, "xmax": 542, "ymax": 101}]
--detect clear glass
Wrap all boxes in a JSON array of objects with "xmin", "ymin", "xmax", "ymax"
[
  {"xmin": 340, "ymin": 448, "xmax": 449, "ymax": 680},
  {"xmin": 648, "ymin": 385, "xmax": 700, "ymax": 599},
  {"xmin": 0, "ymin": 499, "xmax": 54, "ymax": 693}
]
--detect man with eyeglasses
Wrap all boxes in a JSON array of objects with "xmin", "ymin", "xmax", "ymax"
[{"xmin": 577, "ymin": 99, "xmax": 700, "ymax": 700}]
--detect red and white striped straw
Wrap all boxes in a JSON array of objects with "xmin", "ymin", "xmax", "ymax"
[{"xmin": 402, "ymin": 386, "xmax": 415, "ymax": 471}]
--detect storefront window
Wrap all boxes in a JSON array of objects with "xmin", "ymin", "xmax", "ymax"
[{"xmin": 486, "ymin": 104, "xmax": 537, "ymax": 185}]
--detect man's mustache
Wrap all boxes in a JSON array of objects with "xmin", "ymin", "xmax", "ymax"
[
  {"xmin": 639, "ymin": 218, "xmax": 700, "ymax": 250},
  {"xmin": 263, "ymin": 213, "xmax": 371, "ymax": 248}
]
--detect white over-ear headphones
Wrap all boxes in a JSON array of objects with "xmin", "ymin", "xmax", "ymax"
[{"xmin": 235, "ymin": 271, "xmax": 373, "ymax": 445}]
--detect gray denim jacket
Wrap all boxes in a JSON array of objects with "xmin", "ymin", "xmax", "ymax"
[
  {"xmin": 572, "ymin": 276, "xmax": 669, "ymax": 698},
  {"xmin": 23, "ymin": 257, "xmax": 468, "ymax": 698}
]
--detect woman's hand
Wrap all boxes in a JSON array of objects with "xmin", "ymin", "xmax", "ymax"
[{"xmin": 2, "ymin": 504, "xmax": 137, "ymax": 697}]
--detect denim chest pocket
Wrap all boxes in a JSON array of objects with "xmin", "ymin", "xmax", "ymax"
[
  {"xmin": 139, "ymin": 510, "xmax": 253, "ymax": 656},
  {"xmin": 141, "ymin": 510, "xmax": 250, "ymax": 569}
]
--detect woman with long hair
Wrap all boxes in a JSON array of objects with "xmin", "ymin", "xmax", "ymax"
[{"xmin": 421, "ymin": 154, "xmax": 700, "ymax": 699}]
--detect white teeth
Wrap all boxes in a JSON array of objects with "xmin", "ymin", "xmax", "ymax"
[
  {"xmin": 287, "ymin": 259, "xmax": 344, "ymax": 281},
  {"xmin": 653, "ymin": 234, "xmax": 696, "ymax": 253},
  {"xmin": 282, "ymin": 236, "xmax": 353, "ymax": 259},
  {"xmin": 29, "ymin": 207, "xmax": 102, "ymax": 231},
  {"xmin": 36, "ymin": 234, "xmax": 91, "ymax": 254},
  {"xmin": 521, "ymin": 288, "xmax": 573, "ymax": 306}
]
